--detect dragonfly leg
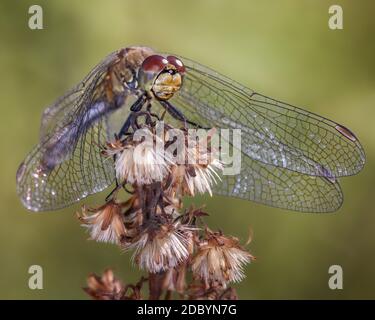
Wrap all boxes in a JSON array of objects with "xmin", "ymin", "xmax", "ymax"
[
  {"xmin": 105, "ymin": 180, "xmax": 121, "ymax": 202},
  {"xmin": 118, "ymin": 114, "xmax": 134, "ymax": 137},
  {"xmin": 130, "ymin": 94, "xmax": 148, "ymax": 112},
  {"xmin": 160, "ymin": 108, "xmax": 167, "ymax": 121},
  {"xmin": 146, "ymin": 101, "xmax": 161, "ymax": 121},
  {"xmin": 158, "ymin": 100, "xmax": 206, "ymax": 128},
  {"xmin": 123, "ymin": 184, "xmax": 135, "ymax": 194},
  {"xmin": 118, "ymin": 95, "xmax": 150, "ymax": 137}
]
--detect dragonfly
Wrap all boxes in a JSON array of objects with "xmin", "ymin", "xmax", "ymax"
[{"xmin": 16, "ymin": 46, "xmax": 365, "ymax": 213}]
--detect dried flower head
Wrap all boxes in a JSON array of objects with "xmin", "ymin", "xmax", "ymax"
[
  {"xmin": 166, "ymin": 130, "xmax": 223, "ymax": 197},
  {"xmin": 104, "ymin": 130, "xmax": 173, "ymax": 186},
  {"xmin": 192, "ymin": 230, "xmax": 254, "ymax": 286},
  {"xmin": 84, "ymin": 269, "xmax": 124, "ymax": 300},
  {"xmin": 77, "ymin": 200, "xmax": 126, "ymax": 244},
  {"xmin": 183, "ymin": 158, "xmax": 223, "ymax": 196},
  {"xmin": 126, "ymin": 220, "xmax": 195, "ymax": 273}
]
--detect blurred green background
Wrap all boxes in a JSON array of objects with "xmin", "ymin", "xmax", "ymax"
[{"xmin": 0, "ymin": 0, "xmax": 374, "ymax": 299}]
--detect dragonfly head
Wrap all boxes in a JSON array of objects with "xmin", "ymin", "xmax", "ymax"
[{"xmin": 138, "ymin": 55, "xmax": 185, "ymax": 100}]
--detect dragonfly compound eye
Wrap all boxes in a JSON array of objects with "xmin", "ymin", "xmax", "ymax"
[
  {"xmin": 138, "ymin": 55, "xmax": 168, "ymax": 92},
  {"xmin": 167, "ymin": 56, "xmax": 186, "ymax": 74},
  {"xmin": 141, "ymin": 55, "xmax": 168, "ymax": 73}
]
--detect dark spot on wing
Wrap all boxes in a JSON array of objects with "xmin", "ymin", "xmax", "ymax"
[
  {"xmin": 16, "ymin": 162, "xmax": 26, "ymax": 183},
  {"xmin": 335, "ymin": 124, "xmax": 357, "ymax": 142}
]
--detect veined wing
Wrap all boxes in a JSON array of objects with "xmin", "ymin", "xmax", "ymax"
[
  {"xmin": 152, "ymin": 100, "xmax": 343, "ymax": 212},
  {"xmin": 40, "ymin": 51, "xmax": 119, "ymax": 139},
  {"xmin": 16, "ymin": 50, "xmax": 130, "ymax": 211},
  {"xmin": 170, "ymin": 56, "xmax": 365, "ymax": 179},
  {"xmin": 215, "ymin": 154, "xmax": 343, "ymax": 213},
  {"xmin": 16, "ymin": 117, "xmax": 116, "ymax": 211}
]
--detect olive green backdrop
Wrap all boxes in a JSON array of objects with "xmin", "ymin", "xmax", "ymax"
[{"xmin": 0, "ymin": 0, "xmax": 374, "ymax": 299}]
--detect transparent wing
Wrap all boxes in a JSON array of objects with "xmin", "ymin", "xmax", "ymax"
[
  {"xmin": 152, "ymin": 100, "xmax": 343, "ymax": 212},
  {"xmin": 170, "ymin": 55, "xmax": 365, "ymax": 179},
  {"xmin": 16, "ymin": 117, "xmax": 116, "ymax": 211},
  {"xmin": 214, "ymin": 155, "xmax": 343, "ymax": 213},
  {"xmin": 16, "ymin": 50, "xmax": 131, "ymax": 211},
  {"xmin": 40, "ymin": 51, "xmax": 119, "ymax": 139}
]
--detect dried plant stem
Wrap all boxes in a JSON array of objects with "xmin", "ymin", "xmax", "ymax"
[{"xmin": 148, "ymin": 272, "xmax": 165, "ymax": 300}]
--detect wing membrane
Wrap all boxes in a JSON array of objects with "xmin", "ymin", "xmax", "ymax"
[
  {"xmin": 165, "ymin": 55, "xmax": 366, "ymax": 212},
  {"xmin": 40, "ymin": 51, "xmax": 119, "ymax": 140},
  {"xmin": 17, "ymin": 117, "xmax": 115, "ymax": 211},
  {"xmin": 153, "ymin": 99, "xmax": 343, "ymax": 212},
  {"xmin": 16, "ymin": 50, "xmax": 129, "ymax": 211},
  {"xmin": 215, "ymin": 155, "xmax": 343, "ymax": 213},
  {"xmin": 170, "ymin": 56, "xmax": 365, "ymax": 178}
]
